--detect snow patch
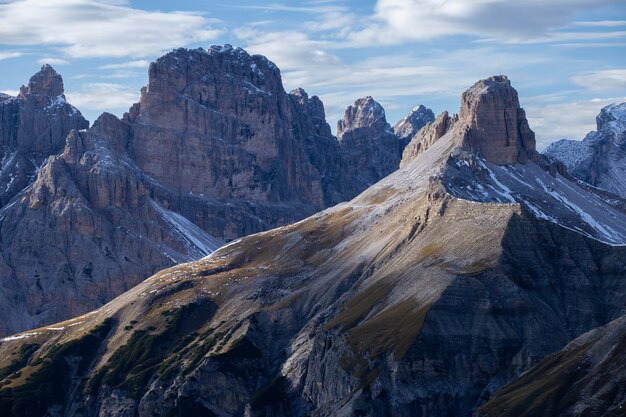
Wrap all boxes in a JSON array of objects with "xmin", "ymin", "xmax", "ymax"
[
  {"xmin": 150, "ymin": 199, "xmax": 223, "ymax": 260},
  {"xmin": 1, "ymin": 332, "xmax": 40, "ymax": 342}
]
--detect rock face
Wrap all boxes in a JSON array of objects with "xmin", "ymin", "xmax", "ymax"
[
  {"xmin": 2, "ymin": 76, "xmax": 625, "ymax": 417},
  {"xmin": 460, "ymin": 75, "xmax": 536, "ymax": 164},
  {"xmin": 0, "ymin": 112, "xmax": 223, "ymax": 336},
  {"xmin": 400, "ymin": 75, "xmax": 536, "ymax": 169},
  {"xmin": 543, "ymin": 102, "xmax": 626, "ymax": 197},
  {"xmin": 400, "ymin": 110, "xmax": 458, "ymax": 167},
  {"xmin": 478, "ymin": 314, "xmax": 626, "ymax": 417},
  {"xmin": 337, "ymin": 96, "xmax": 403, "ymax": 186},
  {"xmin": 0, "ymin": 65, "xmax": 89, "ymax": 206},
  {"xmin": 0, "ymin": 46, "xmax": 406, "ymax": 336},
  {"xmin": 393, "ymin": 104, "xmax": 435, "ymax": 143}
]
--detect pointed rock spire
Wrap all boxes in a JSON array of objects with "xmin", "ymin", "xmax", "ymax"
[
  {"xmin": 393, "ymin": 104, "xmax": 435, "ymax": 141},
  {"xmin": 459, "ymin": 75, "xmax": 536, "ymax": 164},
  {"xmin": 337, "ymin": 96, "xmax": 389, "ymax": 137},
  {"xmin": 19, "ymin": 64, "xmax": 65, "ymax": 102}
]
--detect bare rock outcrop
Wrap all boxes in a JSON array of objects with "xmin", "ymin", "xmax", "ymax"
[
  {"xmin": 0, "ymin": 112, "xmax": 221, "ymax": 336},
  {"xmin": 400, "ymin": 75, "xmax": 537, "ymax": 168}
]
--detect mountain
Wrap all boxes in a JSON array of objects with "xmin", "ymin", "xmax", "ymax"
[
  {"xmin": 1, "ymin": 75, "xmax": 625, "ymax": 417},
  {"xmin": 477, "ymin": 314, "xmax": 626, "ymax": 417},
  {"xmin": 544, "ymin": 102, "xmax": 626, "ymax": 197},
  {"xmin": 393, "ymin": 104, "xmax": 435, "ymax": 145},
  {"xmin": 400, "ymin": 110, "xmax": 457, "ymax": 167},
  {"xmin": 0, "ymin": 45, "xmax": 408, "ymax": 336},
  {"xmin": 0, "ymin": 64, "xmax": 89, "ymax": 206},
  {"xmin": 337, "ymin": 96, "xmax": 406, "ymax": 187}
]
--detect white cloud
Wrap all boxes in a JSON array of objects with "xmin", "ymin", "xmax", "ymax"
[
  {"xmin": 0, "ymin": 0, "xmax": 223, "ymax": 58},
  {"xmin": 0, "ymin": 89, "xmax": 19, "ymax": 97},
  {"xmin": 65, "ymin": 83, "xmax": 138, "ymax": 110},
  {"xmin": 525, "ymin": 97, "xmax": 626, "ymax": 149},
  {"xmin": 99, "ymin": 60, "xmax": 150, "ymax": 70},
  {"xmin": 574, "ymin": 20, "xmax": 626, "ymax": 27},
  {"xmin": 571, "ymin": 69, "xmax": 626, "ymax": 92},
  {"xmin": 238, "ymin": 27, "xmax": 551, "ymax": 124},
  {"xmin": 345, "ymin": 0, "xmax": 622, "ymax": 45},
  {"xmin": 101, "ymin": 71, "xmax": 144, "ymax": 79},
  {"xmin": 0, "ymin": 51, "xmax": 22, "ymax": 61},
  {"xmin": 486, "ymin": 30, "xmax": 626, "ymax": 45},
  {"xmin": 37, "ymin": 57, "xmax": 69, "ymax": 66}
]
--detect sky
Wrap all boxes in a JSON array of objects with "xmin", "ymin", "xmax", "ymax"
[{"xmin": 0, "ymin": 0, "xmax": 625, "ymax": 150}]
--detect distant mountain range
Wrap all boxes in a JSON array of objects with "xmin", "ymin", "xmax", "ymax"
[{"xmin": 1, "ymin": 61, "xmax": 625, "ymax": 417}]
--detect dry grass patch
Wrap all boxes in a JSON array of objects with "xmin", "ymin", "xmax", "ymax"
[
  {"xmin": 348, "ymin": 299, "xmax": 432, "ymax": 360},
  {"xmin": 324, "ymin": 280, "xmax": 393, "ymax": 331}
]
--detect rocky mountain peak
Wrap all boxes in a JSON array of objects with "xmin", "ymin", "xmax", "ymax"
[
  {"xmin": 18, "ymin": 64, "xmax": 65, "ymax": 103},
  {"xmin": 543, "ymin": 101, "xmax": 626, "ymax": 197},
  {"xmin": 460, "ymin": 75, "xmax": 536, "ymax": 164},
  {"xmin": 400, "ymin": 110, "xmax": 458, "ymax": 167},
  {"xmin": 0, "ymin": 65, "xmax": 87, "ymax": 207},
  {"xmin": 289, "ymin": 88, "xmax": 331, "ymax": 138},
  {"xmin": 596, "ymin": 102, "xmax": 626, "ymax": 141},
  {"xmin": 289, "ymin": 87, "xmax": 324, "ymax": 117},
  {"xmin": 337, "ymin": 96, "xmax": 389, "ymax": 136},
  {"xmin": 133, "ymin": 45, "xmax": 283, "ymax": 131},
  {"xmin": 393, "ymin": 104, "xmax": 435, "ymax": 141}
]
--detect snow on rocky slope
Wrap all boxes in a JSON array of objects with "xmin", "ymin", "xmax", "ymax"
[{"xmin": 544, "ymin": 102, "xmax": 626, "ymax": 198}]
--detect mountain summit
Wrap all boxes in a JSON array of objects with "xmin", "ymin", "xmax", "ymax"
[
  {"xmin": 0, "ymin": 65, "xmax": 88, "ymax": 206},
  {"xmin": 459, "ymin": 75, "xmax": 537, "ymax": 164},
  {"xmin": 544, "ymin": 101, "xmax": 626, "ymax": 197},
  {"xmin": 1, "ymin": 75, "xmax": 624, "ymax": 417}
]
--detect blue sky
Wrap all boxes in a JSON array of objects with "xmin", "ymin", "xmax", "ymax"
[{"xmin": 0, "ymin": 0, "xmax": 625, "ymax": 149}]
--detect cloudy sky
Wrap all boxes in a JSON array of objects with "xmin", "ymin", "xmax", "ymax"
[{"xmin": 1, "ymin": 0, "xmax": 625, "ymax": 149}]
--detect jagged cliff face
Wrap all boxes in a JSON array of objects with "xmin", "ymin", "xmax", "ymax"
[
  {"xmin": 337, "ymin": 96, "xmax": 404, "ymax": 186},
  {"xmin": 0, "ymin": 46, "xmax": 408, "ymax": 336},
  {"xmin": 400, "ymin": 75, "xmax": 537, "ymax": 169},
  {"xmin": 400, "ymin": 110, "xmax": 458, "ymax": 167},
  {"xmin": 478, "ymin": 313, "xmax": 626, "ymax": 417},
  {"xmin": 0, "ymin": 65, "xmax": 89, "ymax": 206},
  {"xmin": 393, "ymin": 104, "xmax": 435, "ymax": 144},
  {"xmin": 2, "ymin": 76, "xmax": 624, "ymax": 417},
  {"xmin": 460, "ymin": 75, "xmax": 537, "ymax": 164},
  {"xmin": 0, "ymin": 112, "xmax": 222, "ymax": 336},
  {"xmin": 544, "ymin": 102, "xmax": 626, "ymax": 198},
  {"xmin": 126, "ymin": 45, "xmax": 324, "ymax": 209}
]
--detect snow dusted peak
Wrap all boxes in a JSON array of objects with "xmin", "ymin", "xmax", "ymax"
[
  {"xmin": 596, "ymin": 102, "xmax": 626, "ymax": 141},
  {"xmin": 393, "ymin": 104, "xmax": 435, "ymax": 141},
  {"xmin": 543, "ymin": 101, "xmax": 626, "ymax": 197},
  {"xmin": 289, "ymin": 87, "xmax": 308, "ymax": 100},
  {"xmin": 599, "ymin": 102, "xmax": 626, "ymax": 123},
  {"xmin": 210, "ymin": 43, "xmax": 235, "ymax": 53},
  {"xmin": 18, "ymin": 65, "xmax": 64, "ymax": 105},
  {"xmin": 337, "ymin": 96, "xmax": 389, "ymax": 136}
]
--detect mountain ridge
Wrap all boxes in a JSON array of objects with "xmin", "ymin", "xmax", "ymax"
[
  {"xmin": 1, "ymin": 74, "xmax": 624, "ymax": 417},
  {"xmin": 0, "ymin": 45, "xmax": 427, "ymax": 336}
]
